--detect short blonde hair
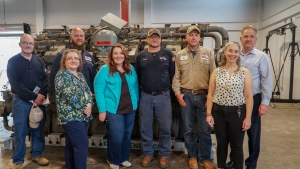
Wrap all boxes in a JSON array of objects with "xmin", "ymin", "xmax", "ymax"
[
  {"xmin": 241, "ymin": 25, "xmax": 257, "ymax": 34},
  {"xmin": 58, "ymin": 49, "xmax": 83, "ymax": 72}
]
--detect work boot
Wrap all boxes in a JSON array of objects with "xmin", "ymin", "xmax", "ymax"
[
  {"xmin": 32, "ymin": 156, "xmax": 49, "ymax": 166},
  {"xmin": 199, "ymin": 160, "xmax": 217, "ymax": 169},
  {"xmin": 188, "ymin": 158, "xmax": 198, "ymax": 169},
  {"xmin": 159, "ymin": 157, "xmax": 169, "ymax": 168},
  {"xmin": 141, "ymin": 156, "xmax": 153, "ymax": 167},
  {"xmin": 12, "ymin": 163, "xmax": 23, "ymax": 169}
]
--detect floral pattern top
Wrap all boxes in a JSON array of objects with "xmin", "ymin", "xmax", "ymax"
[{"xmin": 55, "ymin": 69, "xmax": 93, "ymax": 125}]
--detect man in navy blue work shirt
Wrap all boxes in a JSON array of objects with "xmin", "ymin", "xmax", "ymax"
[
  {"xmin": 49, "ymin": 27, "xmax": 96, "ymax": 93},
  {"xmin": 135, "ymin": 28, "xmax": 175, "ymax": 168},
  {"xmin": 49, "ymin": 27, "xmax": 97, "ymax": 165},
  {"xmin": 225, "ymin": 25, "xmax": 272, "ymax": 169},
  {"xmin": 7, "ymin": 34, "xmax": 49, "ymax": 169}
]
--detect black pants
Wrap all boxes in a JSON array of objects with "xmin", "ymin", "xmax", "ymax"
[
  {"xmin": 229, "ymin": 93, "xmax": 262, "ymax": 168},
  {"xmin": 213, "ymin": 103, "xmax": 246, "ymax": 169}
]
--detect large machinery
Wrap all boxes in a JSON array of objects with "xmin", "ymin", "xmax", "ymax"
[{"xmin": 0, "ymin": 13, "xmax": 228, "ymax": 152}]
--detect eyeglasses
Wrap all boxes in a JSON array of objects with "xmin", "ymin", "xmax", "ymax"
[
  {"xmin": 21, "ymin": 41, "xmax": 34, "ymax": 46},
  {"xmin": 66, "ymin": 57, "xmax": 80, "ymax": 61},
  {"xmin": 148, "ymin": 36, "xmax": 160, "ymax": 40},
  {"xmin": 73, "ymin": 35, "xmax": 84, "ymax": 38}
]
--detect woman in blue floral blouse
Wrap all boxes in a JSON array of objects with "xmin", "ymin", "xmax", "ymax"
[
  {"xmin": 94, "ymin": 44, "xmax": 139, "ymax": 169},
  {"xmin": 55, "ymin": 49, "xmax": 93, "ymax": 169}
]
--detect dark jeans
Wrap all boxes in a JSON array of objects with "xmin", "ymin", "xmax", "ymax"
[
  {"xmin": 139, "ymin": 90, "xmax": 172, "ymax": 158},
  {"xmin": 228, "ymin": 94, "xmax": 261, "ymax": 168},
  {"xmin": 245, "ymin": 93, "xmax": 261, "ymax": 168},
  {"xmin": 62, "ymin": 121, "xmax": 88, "ymax": 169},
  {"xmin": 106, "ymin": 111, "xmax": 135, "ymax": 165},
  {"xmin": 11, "ymin": 96, "xmax": 47, "ymax": 164},
  {"xmin": 180, "ymin": 90, "xmax": 212, "ymax": 162},
  {"xmin": 213, "ymin": 103, "xmax": 246, "ymax": 169}
]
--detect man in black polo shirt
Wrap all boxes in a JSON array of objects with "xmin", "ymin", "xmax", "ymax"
[
  {"xmin": 7, "ymin": 34, "xmax": 49, "ymax": 169},
  {"xmin": 135, "ymin": 28, "xmax": 175, "ymax": 168}
]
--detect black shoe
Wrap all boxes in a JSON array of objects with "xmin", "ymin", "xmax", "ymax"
[
  {"xmin": 225, "ymin": 161, "xmax": 234, "ymax": 169},
  {"xmin": 246, "ymin": 167, "xmax": 256, "ymax": 169}
]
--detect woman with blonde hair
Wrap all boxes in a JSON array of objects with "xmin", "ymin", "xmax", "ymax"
[{"xmin": 55, "ymin": 49, "xmax": 93, "ymax": 169}]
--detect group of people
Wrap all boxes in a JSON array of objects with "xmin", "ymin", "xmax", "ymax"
[{"xmin": 7, "ymin": 24, "xmax": 271, "ymax": 169}]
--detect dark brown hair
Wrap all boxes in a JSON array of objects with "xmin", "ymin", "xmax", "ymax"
[
  {"xmin": 58, "ymin": 49, "xmax": 83, "ymax": 72},
  {"xmin": 107, "ymin": 43, "xmax": 131, "ymax": 75}
]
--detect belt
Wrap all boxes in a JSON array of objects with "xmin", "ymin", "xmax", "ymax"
[
  {"xmin": 181, "ymin": 88, "xmax": 208, "ymax": 95},
  {"xmin": 144, "ymin": 88, "xmax": 169, "ymax": 96}
]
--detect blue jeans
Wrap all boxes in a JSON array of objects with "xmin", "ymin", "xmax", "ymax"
[
  {"xmin": 62, "ymin": 121, "xmax": 88, "ymax": 169},
  {"xmin": 180, "ymin": 90, "xmax": 212, "ymax": 162},
  {"xmin": 106, "ymin": 111, "xmax": 135, "ymax": 165},
  {"xmin": 11, "ymin": 96, "xmax": 47, "ymax": 164},
  {"xmin": 139, "ymin": 90, "xmax": 172, "ymax": 158}
]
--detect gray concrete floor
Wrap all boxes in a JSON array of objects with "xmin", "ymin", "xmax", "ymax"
[{"xmin": 1, "ymin": 103, "xmax": 300, "ymax": 169}]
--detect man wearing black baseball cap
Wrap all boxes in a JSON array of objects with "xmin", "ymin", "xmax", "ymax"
[{"xmin": 135, "ymin": 28, "xmax": 175, "ymax": 168}]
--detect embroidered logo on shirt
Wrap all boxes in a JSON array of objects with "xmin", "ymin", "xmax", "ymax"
[
  {"xmin": 201, "ymin": 55, "xmax": 208, "ymax": 60},
  {"xmin": 160, "ymin": 56, "xmax": 167, "ymax": 61},
  {"xmin": 180, "ymin": 56, "xmax": 188, "ymax": 60},
  {"xmin": 85, "ymin": 56, "xmax": 92, "ymax": 61}
]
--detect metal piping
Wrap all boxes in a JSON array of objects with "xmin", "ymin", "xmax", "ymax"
[
  {"xmin": 202, "ymin": 32, "xmax": 221, "ymax": 53},
  {"xmin": 3, "ymin": 113, "xmax": 13, "ymax": 131},
  {"xmin": 178, "ymin": 25, "xmax": 229, "ymax": 47}
]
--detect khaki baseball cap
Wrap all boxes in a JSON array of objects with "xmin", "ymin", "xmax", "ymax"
[
  {"xmin": 29, "ymin": 106, "xmax": 43, "ymax": 128},
  {"xmin": 147, "ymin": 28, "xmax": 161, "ymax": 37},
  {"xmin": 186, "ymin": 26, "xmax": 200, "ymax": 34}
]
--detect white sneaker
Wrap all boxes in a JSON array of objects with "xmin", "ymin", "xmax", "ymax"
[
  {"xmin": 121, "ymin": 161, "xmax": 132, "ymax": 167},
  {"xmin": 107, "ymin": 160, "xmax": 119, "ymax": 169}
]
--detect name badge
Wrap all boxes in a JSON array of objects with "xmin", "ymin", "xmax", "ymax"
[{"xmin": 180, "ymin": 56, "xmax": 188, "ymax": 60}]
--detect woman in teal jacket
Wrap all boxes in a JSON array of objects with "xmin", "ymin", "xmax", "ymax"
[{"xmin": 94, "ymin": 44, "xmax": 139, "ymax": 169}]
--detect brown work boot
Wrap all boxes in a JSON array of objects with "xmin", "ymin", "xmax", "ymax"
[
  {"xmin": 32, "ymin": 156, "xmax": 49, "ymax": 166},
  {"xmin": 159, "ymin": 157, "xmax": 169, "ymax": 168},
  {"xmin": 188, "ymin": 158, "xmax": 198, "ymax": 169},
  {"xmin": 141, "ymin": 156, "xmax": 153, "ymax": 167},
  {"xmin": 12, "ymin": 163, "xmax": 23, "ymax": 169},
  {"xmin": 199, "ymin": 160, "xmax": 216, "ymax": 169}
]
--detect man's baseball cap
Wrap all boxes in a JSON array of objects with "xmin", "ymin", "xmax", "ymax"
[
  {"xmin": 147, "ymin": 28, "xmax": 161, "ymax": 37},
  {"xmin": 29, "ymin": 106, "xmax": 43, "ymax": 128},
  {"xmin": 186, "ymin": 26, "xmax": 200, "ymax": 34}
]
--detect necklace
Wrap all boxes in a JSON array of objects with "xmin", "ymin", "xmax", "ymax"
[{"xmin": 223, "ymin": 68, "xmax": 232, "ymax": 90}]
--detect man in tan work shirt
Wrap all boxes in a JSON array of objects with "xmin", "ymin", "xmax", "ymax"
[{"xmin": 172, "ymin": 26, "xmax": 216, "ymax": 169}]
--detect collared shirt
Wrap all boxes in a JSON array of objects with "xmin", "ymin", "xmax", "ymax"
[
  {"xmin": 55, "ymin": 69, "xmax": 93, "ymax": 125},
  {"xmin": 240, "ymin": 48, "xmax": 272, "ymax": 105},
  {"xmin": 135, "ymin": 48, "xmax": 175, "ymax": 93},
  {"xmin": 7, "ymin": 53, "xmax": 48, "ymax": 101},
  {"xmin": 172, "ymin": 46, "xmax": 216, "ymax": 95},
  {"xmin": 50, "ymin": 47, "xmax": 97, "ymax": 93}
]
